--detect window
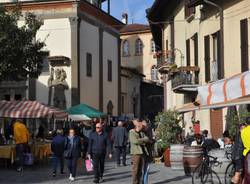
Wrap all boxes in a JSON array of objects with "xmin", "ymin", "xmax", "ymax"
[
  {"xmin": 186, "ymin": 39, "xmax": 190, "ymax": 67},
  {"xmin": 122, "ymin": 40, "xmax": 129, "ymax": 56},
  {"xmin": 151, "ymin": 65, "xmax": 158, "ymax": 81},
  {"xmin": 151, "ymin": 39, "xmax": 156, "ymax": 53},
  {"xmin": 240, "ymin": 18, "xmax": 249, "ymax": 72},
  {"xmin": 108, "ymin": 60, "xmax": 112, "ymax": 82},
  {"xmin": 41, "ymin": 51, "xmax": 50, "ymax": 73},
  {"xmin": 135, "ymin": 38, "xmax": 143, "ymax": 55},
  {"xmin": 204, "ymin": 35, "xmax": 210, "ymax": 82},
  {"xmin": 185, "ymin": 0, "xmax": 195, "ymax": 19},
  {"xmin": 86, "ymin": 53, "xmax": 92, "ymax": 77}
]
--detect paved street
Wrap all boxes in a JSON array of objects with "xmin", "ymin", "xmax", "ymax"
[{"xmin": 0, "ymin": 159, "xmax": 191, "ymax": 184}]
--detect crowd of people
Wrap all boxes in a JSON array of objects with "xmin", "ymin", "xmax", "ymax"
[
  {"xmin": 49, "ymin": 118, "xmax": 154, "ymax": 184},
  {"xmin": 3, "ymin": 116, "xmax": 250, "ymax": 184}
]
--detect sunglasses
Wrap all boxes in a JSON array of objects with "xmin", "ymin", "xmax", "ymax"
[{"xmin": 96, "ymin": 127, "xmax": 102, "ymax": 129}]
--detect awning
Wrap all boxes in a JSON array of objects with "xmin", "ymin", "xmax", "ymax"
[
  {"xmin": 68, "ymin": 114, "xmax": 91, "ymax": 121},
  {"xmin": 66, "ymin": 103, "xmax": 106, "ymax": 118},
  {"xmin": 0, "ymin": 100, "xmax": 68, "ymax": 120},
  {"xmin": 177, "ymin": 95, "xmax": 250, "ymax": 113},
  {"xmin": 198, "ymin": 70, "xmax": 250, "ymax": 106}
]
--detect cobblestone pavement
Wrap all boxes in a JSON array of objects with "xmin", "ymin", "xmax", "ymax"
[{"xmin": 0, "ymin": 159, "xmax": 192, "ymax": 184}]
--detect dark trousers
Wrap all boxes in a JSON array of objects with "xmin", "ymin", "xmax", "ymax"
[
  {"xmin": 53, "ymin": 155, "xmax": 64, "ymax": 173},
  {"xmin": 67, "ymin": 157, "xmax": 78, "ymax": 177},
  {"xmin": 16, "ymin": 144, "xmax": 25, "ymax": 168},
  {"xmin": 132, "ymin": 154, "xmax": 144, "ymax": 184},
  {"xmin": 115, "ymin": 146, "xmax": 126, "ymax": 165},
  {"xmin": 92, "ymin": 153, "xmax": 105, "ymax": 180}
]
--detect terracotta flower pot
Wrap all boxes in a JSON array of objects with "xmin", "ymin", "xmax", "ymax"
[{"xmin": 163, "ymin": 147, "xmax": 171, "ymax": 167}]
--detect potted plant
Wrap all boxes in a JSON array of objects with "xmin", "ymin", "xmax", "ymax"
[{"xmin": 155, "ymin": 110, "xmax": 182, "ymax": 167}]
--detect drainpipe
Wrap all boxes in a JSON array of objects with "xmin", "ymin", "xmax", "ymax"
[{"xmin": 204, "ymin": 0, "xmax": 224, "ymax": 78}]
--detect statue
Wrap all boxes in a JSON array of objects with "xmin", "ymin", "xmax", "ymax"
[{"xmin": 48, "ymin": 68, "xmax": 69, "ymax": 109}]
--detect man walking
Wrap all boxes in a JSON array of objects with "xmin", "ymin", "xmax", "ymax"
[
  {"xmin": 88, "ymin": 123, "xmax": 112, "ymax": 183},
  {"xmin": 51, "ymin": 129, "xmax": 66, "ymax": 177},
  {"xmin": 129, "ymin": 119, "xmax": 149, "ymax": 184},
  {"xmin": 13, "ymin": 119, "xmax": 30, "ymax": 172},
  {"xmin": 112, "ymin": 121, "xmax": 128, "ymax": 167}
]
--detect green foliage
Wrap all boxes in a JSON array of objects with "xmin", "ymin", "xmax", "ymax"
[
  {"xmin": 0, "ymin": 5, "xmax": 46, "ymax": 81},
  {"xmin": 226, "ymin": 107, "xmax": 250, "ymax": 139},
  {"xmin": 155, "ymin": 110, "xmax": 182, "ymax": 149}
]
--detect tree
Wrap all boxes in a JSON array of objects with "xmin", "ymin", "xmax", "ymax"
[{"xmin": 0, "ymin": 5, "xmax": 46, "ymax": 81}]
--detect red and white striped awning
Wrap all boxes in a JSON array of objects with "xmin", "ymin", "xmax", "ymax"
[
  {"xmin": 198, "ymin": 70, "xmax": 250, "ymax": 106},
  {"xmin": 0, "ymin": 100, "xmax": 68, "ymax": 120}
]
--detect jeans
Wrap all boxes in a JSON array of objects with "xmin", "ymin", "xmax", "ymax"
[
  {"xmin": 115, "ymin": 146, "xmax": 127, "ymax": 165},
  {"xmin": 16, "ymin": 144, "xmax": 25, "ymax": 169},
  {"xmin": 66, "ymin": 157, "xmax": 78, "ymax": 177},
  {"xmin": 52, "ymin": 155, "xmax": 64, "ymax": 174},
  {"xmin": 143, "ymin": 161, "xmax": 150, "ymax": 184},
  {"xmin": 92, "ymin": 153, "xmax": 105, "ymax": 181},
  {"xmin": 132, "ymin": 154, "xmax": 144, "ymax": 184}
]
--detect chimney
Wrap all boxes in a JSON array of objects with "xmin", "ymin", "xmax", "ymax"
[{"xmin": 122, "ymin": 13, "xmax": 128, "ymax": 24}]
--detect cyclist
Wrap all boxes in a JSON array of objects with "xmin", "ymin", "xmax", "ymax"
[
  {"xmin": 231, "ymin": 123, "xmax": 245, "ymax": 184},
  {"xmin": 241, "ymin": 117, "xmax": 250, "ymax": 183}
]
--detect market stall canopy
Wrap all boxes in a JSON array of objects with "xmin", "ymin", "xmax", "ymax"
[
  {"xmin": 198, "ymin": 70, "xmax": 250, "ymax": 106},
  {"xmin": 68, "ymin": 114, "xmax": 91, "ymax": 121},
  {"xmin": 0, "ymin": 100, "xmax": 68, "ymax": 120},
  {"xmin": 66, "ymin": 104, "xmax": 106, "ymax": 118},
  {"xmin": 178, "ymin": 95, "xmax": 250, "ymax": 113}
]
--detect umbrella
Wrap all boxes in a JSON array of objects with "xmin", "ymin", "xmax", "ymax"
[{"xmin": 66, "ymin": 103, "xmax": 106, "ymax": 118}]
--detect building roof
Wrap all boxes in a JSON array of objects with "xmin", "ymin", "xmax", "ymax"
[{"xmin": 120, "ymin": 24, "xmax": 150, "ymax": 35}]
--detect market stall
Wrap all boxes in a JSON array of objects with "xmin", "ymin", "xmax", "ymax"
[{"xmin": 0, "ymin": 100, "xmax": 68, "ymax": 166}]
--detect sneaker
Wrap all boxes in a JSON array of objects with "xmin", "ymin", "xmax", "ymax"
[
  {"xmin": 93, "ymin": 179, "xmax": 99, "ymax": 183},
  {"xmin": 99, "ymin": 177, "xmax": 104, "ymax": 183},
  {"xmin": 60, "ymin": 171, "xmax": 65, "ymax": 174},
  {"xmin": 69, "ymin": 174, "xmax": 73, "ymax": 180},
  {"xmin": 70, "ymin": 177, "xmax": 75, "ymax": 182},
  {"xmin": 52, "ymin": 172, "xmax": 56, "ymax": 177},
  {"xmin": 17, "ymin": 167, "xmax": 23, "ymax": 172},
  {"xmin": 123, "ymin": 163, "xmax": 127, "ymax": 166}
]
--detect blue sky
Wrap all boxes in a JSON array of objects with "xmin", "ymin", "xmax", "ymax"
[{"xmin": 102, "ymin": 0, "xmax": 154, "ymax": 24}]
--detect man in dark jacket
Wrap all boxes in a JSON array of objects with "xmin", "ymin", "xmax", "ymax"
[
  {"xmin": 112, "ymin": 121, "xmax": 128, "ymax": 166},
  {"xmin": 88, "ymin": 123, "xmax": 112, "ymax": 184},
  {"xmin": 51, "ymin": 129, "xmax": 66, "ymax": 177}
]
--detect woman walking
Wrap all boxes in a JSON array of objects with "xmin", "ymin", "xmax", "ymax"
[{"xmin": 65, "ymin": 128, "xmax": 83, "ymax": 181}]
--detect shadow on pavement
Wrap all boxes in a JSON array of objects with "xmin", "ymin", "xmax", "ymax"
[{"xmin": 153, "ymin": 175, "xmax": 191, "ymax": 184}]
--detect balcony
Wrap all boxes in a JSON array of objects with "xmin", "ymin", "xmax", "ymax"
[
  {"xmin": 154, "ymin": 51, "xmax": 177, "ymax": 73},
  {"xmin": 171, "ymin": 66, "xmax": 200, "ymax": 93}
]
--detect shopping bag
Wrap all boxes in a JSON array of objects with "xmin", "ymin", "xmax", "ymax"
[
  {"xmin": 23, "ymin": 153, "xmax": 34, "ymax": 166},
  {"xmin": 85, "ymin": 159, "xmax": 93, "ymax": 172}
]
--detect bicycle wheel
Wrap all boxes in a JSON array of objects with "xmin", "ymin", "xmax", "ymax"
[
  {"xmin": 205, "ymin": 170, "xmax": 221, "ymax": 184},
  {"xmin": 224, "ymin": 162, "xmax": 235, "ymax": 184},
  {"xmin": 192, "ymin": 163, "xmax": 208, "ymax": 184}
]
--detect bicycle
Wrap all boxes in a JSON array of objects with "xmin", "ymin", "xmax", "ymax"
[
  {"xmin": 224, "ymin": 149, "xmax": 235, "ymax": 184},
  {"xmin": 192, "ymin": 154, "xmax": 222, "ymax": 184}
]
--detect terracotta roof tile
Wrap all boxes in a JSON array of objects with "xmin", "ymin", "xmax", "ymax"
[{"xmin": 120, "ymin": 24, "xmax": 150, "ymax": 34}]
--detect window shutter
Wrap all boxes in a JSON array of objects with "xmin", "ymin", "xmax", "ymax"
[
  {"xmin": 108, "ymin": 60, "xmax": 112, "ymax": 82},
  {"xmin": 86, "ymin": 53, "xmax": 92, "ymax": 77},
  {"xmin": 186, "ymin": 39, "xmax": 190, "ymax": 67},
  {"xmin": 204, "ymin": 35, "xmax": 210, "ymax": 82},
  {"xmin": 241, "ymin": 19, "xmax": 249, "ymax": 72},
  {"xmin": 194, "ymin": 33, "xmax": 198, "ymax": 67},
  {"xmin": 216, "ymin": 31, "xmax": 223, "ymax": 79}
]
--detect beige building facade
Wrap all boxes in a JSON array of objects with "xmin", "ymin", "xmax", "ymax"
[
  {"xmin": 2, "ymin": 0, "xmax": 123, "ymax": 116},
  {"xmin": 120, "ymin": 24, "xmax": 161, "ymax": 117},
  {"xmin": 148, "ymin": 0, "xmax": 250, "ymax": 138}
]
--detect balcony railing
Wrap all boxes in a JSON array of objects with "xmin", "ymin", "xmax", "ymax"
[{"xmin": 171, "ymin": 68, "xmax": 200, "ymax": 93}]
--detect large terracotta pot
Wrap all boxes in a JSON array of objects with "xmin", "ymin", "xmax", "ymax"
[
  {"xmin": 183, "ymin": 146, "xmax": 203, "ymax": 176},
  {"xmin": 170, "ymin": 144, "xmax": 184, "ymax": 171},
  {"xmin": 163, "ymin": 148, "xmax": 171, "ymax": 167}
]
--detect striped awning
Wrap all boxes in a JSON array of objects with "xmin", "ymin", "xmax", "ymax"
[
  {"xmin": 198, "ymin": 70, "xmax": 250, "ymax": 106},
  {"xmin": 0, "ymin": 100, "xmax": 68, "ymax": 120}
]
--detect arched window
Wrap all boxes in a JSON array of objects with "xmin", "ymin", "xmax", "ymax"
[
  {"xmin": 135, "ymin": 38, "xmax": 143, "ymax": 55},
  {"xmin": 122, "ymin": 40, "xmax": 129, "ymax": 56},
  {"xmin": 151, "ymin": 65, "xmax": 158, "ymax": 81},
  {"xmin": 151, "ymin": 39, "xmax": 156, "ymax": 53}
]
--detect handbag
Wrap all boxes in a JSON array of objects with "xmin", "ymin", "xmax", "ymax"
[{"xmin": 85, "ymin": 159, "xmax": 93, "ymax": 172}]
